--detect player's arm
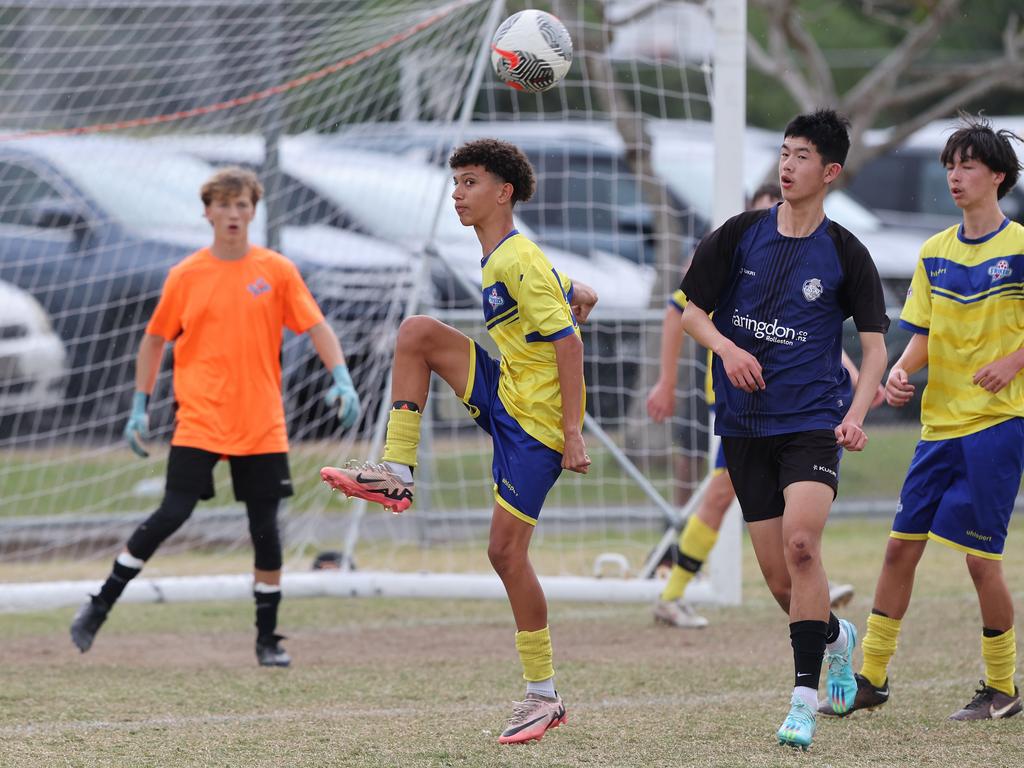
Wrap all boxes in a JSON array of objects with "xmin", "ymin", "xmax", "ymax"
[
  {"xmin": 886, "ymin": 332, "xmax": 928, "ymax": 407},
  {"xmin": 553, "ymin": 332, "xmax": 589, "ymax": 474},
  {"xmin": 122, "ymin": 333, "xmax": 166, "ymax": 459},
  {"xmin": 647, "ymin": 301, "xmax": 685, "ymax": 422},
  {"xmin": 836, "ymin": 332, "xmax": 886, "ymax": 450},
  {"xmin": 307, "ymin": 320, "xmax": 362, "ymax": 429},
  {"xmin": 681, "ymin": 303, "xmax": 764, "ymax": 393},
  {"xmin": 840, "ymin": 349, "xmax": 885, "ymax": 409},
  {"xmin": 566, "ymin": 278, "xmax": 598, "ymax": 323},
  {"xmin": 972, "ymin": 344, "xmax": 1024, "ymax": 394},
  {"xmin": 679, "ymin": 212, "xmax": 764, "ymax": 392}
]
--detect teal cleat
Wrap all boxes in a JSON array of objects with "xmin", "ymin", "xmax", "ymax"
[
  {"xmin": 777, "ymin": 694, "xmax": 816, "ymax": 750},
  {"xmin": 825, "ymin": 618, "xmax": 858, "ymax": 714}
]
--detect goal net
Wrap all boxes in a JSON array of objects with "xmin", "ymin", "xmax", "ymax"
[{"xmin": 0, "ymin": 0, "xmax": 744, "ymax": 610}]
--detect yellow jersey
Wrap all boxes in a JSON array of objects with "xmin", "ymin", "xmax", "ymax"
[
  {"xmin": 901, "ymin": 219, "xmax": 1024, "ymax": 440},
  {"xmin": 670, "ymin": 288, "xmax": 715, "ymax": 405},
  {"xmin": 481, "ymin": 230, "xmax": 584, "ymax": 453}
]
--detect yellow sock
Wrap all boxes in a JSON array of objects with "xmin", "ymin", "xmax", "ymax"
[
  {"xmin": 660, "ymin": 515, "xmax": 718, "ymax": 602},
  {"xmin": 381, "ymin": 408, "xmax": 421, "ymax": 468},
  {"xmin": 515, "ymin": 626, "xmax": 554, "ymax": 682},
  {"xmin": 859, "ymin": 613, "xmax": 902, "ymax": 688},
  {"xmin": 982, "ymin": 627, "xmax": 1017, "ymax": 696}
]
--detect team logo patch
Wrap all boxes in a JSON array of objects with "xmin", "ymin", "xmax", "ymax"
[
  {"xmin": 247, "ymin": 277, "xmax": 271, "ymax": 297},
  {"xmin": 488, "ymin": 287, "xmax": 505, "ymax": 308},
  {"xmin": 802, "ymin": 278, "xmax": 823, "ymax": 302},
  {"xmin": 988, "ymin": 260, "xmax": 1012, "ymax": 282}
]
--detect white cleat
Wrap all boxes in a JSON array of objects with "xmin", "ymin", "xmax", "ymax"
[{"xmin": 653, "ymin": 598, "xmax": 709, "ymax": 629}]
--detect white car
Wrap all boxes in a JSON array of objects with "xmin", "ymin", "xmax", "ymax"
[
  {"xmin": 0, "ymin": 279, "xmax": 66, "ymax": 415},
  {"xmin": 151, "ymin": 134, "xmax": 656, "ymax": 310},
  {"xmin": 647, "ymin": 119, "xmax": 923, "ymax": 293},
  {"xmin": 850, "ymin": 115, "xmax": 1024, "ymax": 231}
]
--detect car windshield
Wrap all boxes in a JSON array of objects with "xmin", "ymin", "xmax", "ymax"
[
  {"xmin": 654, "ymin": 140, "xmax": 881, "ymax": 231},
  {"xmin": 41, "ymin": 143, "xmax": 215, "ymax": 233},
  {"xmin": 286, "ymin": 152, "xmax": 475, "ymax": 243}
]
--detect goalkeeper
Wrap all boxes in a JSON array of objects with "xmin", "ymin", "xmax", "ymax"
[{"xmin": 70, "ymin": 167, "xmax": 361, "ymax": 667}]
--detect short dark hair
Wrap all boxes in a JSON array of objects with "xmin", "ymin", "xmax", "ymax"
[
  {"xmin": 750, "ymin": 182, "xmax": 782, "ymax": 207},
  {"xmin": 448, "ymin": 138, "xmax": 535, "ymax": 205},
  {"xmin": 939, "ymin": 113, "xmax": 1023, "ymax": 200},
  {"xmin": 784, "ymin": 109, "xmax": 851, "ymax": 166}
]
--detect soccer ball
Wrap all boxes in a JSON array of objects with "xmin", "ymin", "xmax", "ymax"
[{"xmin": 490, "ymin": 10, "xmax": 573, "ymax": 93}]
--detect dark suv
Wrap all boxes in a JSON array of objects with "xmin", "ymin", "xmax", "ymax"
[{"xmin": 0, "ymin": 136, "xmax": 406, "ymax": 438}]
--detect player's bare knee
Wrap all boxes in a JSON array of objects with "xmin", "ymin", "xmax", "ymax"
[
  {"xmin": 882, "ymin": 537, "xmax": 923, "ymax": 572},
  {"xmin": 397, "ymin": 315, "xmax": 441, "ymax": 353},
  {"xmin": 783, "ymin": 533, "xmax": 819, "ymax": 569},
  {"xmin": 965, "ymin": 554, "xmax": 1001, "ymax": 585},
  {"xmin": 487, "ymin": 539, "xmax": 527, "ymax": 577}
]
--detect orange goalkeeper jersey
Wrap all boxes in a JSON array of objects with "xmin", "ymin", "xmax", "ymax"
[{"xmin": 146, "ymin": 246, "xmax": 324, "ymax": 455}]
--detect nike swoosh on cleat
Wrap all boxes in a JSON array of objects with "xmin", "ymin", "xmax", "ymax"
[
  {"xmin": 990, "ymin": 700, "xmax": 1020, "ymax": 718},
  {"xmin": 503, "ymin": 714, "xmax": 550, "ymax": 737}
]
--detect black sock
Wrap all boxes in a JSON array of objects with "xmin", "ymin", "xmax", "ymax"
[
  {"xmin": 391, "ymin": 400, "xmax": 420, "ymax": 413},
  {"xmin": 97, "ymin": 558, "xmax": 142, "ymax": 607},
  {"xmin": 790, "ymin": 620, "xmax": 828, "ymax": 690},
  {"xmin": 254, "ymin": 589, "xmax": 281, "ymax": 639},
  {"xmin": 825, "ymin": 611, "xmax": 841, "ymax": 645}
]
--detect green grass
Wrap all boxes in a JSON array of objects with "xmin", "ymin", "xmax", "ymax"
[
  {"xmin": 0, "ymin": 425, "xmax": 927, "ymax": 519},
  {"xmin": 3, "ymin": 517, "xmax": 1024, "ymax": 767}
]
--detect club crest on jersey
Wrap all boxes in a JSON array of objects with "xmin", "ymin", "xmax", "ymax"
[
  {"xmin": 802, "ymin": 278, "xmax": 823, "ymax": 302},
  {"xmin": 488, "ymin": 287, "xmax": 505, "ymax": 308},
  {"xmin": 247, "ymin": 277, "xmax": 271, "ymax": 297},
  {"xmin": 988, "ymin": 260, "xmax": 1012, "ymax": 282}
]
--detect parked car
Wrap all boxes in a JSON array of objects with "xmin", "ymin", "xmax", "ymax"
[
  {"xmin": 152, "ymin": 134, "xmax": 655, "ymax": 310},
  {"xmin": 647, "ymin": 119, "xmax": 927, "ymax": 420},
  {"xmin": 0, "ymin": 279, "xmax": 66, "ymax": 427},
  {"xmin": 847, "ymin": 116, "xmax": 1024, "ymax": 232},
  {"xmin": 0, "ymin": 136, "xmax": 407, "ymax": 438},
  {"xmin": 152, "ymin": 134, "xmax": 657, "ymax": 419},
  {"xmin": 328, "ymin": 120, "xmax": 706, "ymax": 266}
]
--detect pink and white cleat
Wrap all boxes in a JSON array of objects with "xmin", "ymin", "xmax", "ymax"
[
  {"xmin": 320, "ymin": 461, "xmax": 414, "ymax": 513},
  {"xmin": 498, "ymin": 692, "xmax": 567, "ymax": 744}
]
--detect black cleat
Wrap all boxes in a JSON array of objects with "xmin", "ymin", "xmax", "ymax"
[
  {"xmin": 949, "ymin": 681, "xmax": 1023, "ymax": 721},
  {"xmin": 70, "ymin": 596, "xmax": 110, "ymax": 653},
  {"xmin": 818, "ymin": 673, "xmax": 889, "ymax": 717},
  {"xmin": 256, "ymin": 634, "xmax": 292, "ymax": 667}
]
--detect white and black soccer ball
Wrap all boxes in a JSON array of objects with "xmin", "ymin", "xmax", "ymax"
[{"xmin": 490, "ymin": 10, "xmax": 573, "ymax": 93}]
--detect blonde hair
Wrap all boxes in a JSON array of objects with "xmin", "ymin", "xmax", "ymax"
[{"xmin": 200, "ymin": 166, "xmax": 264, "ymax": 206}]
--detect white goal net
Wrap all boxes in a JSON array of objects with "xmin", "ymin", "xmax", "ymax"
[{"xmin": 0, "ymin": 0, "xmax": 744, "ymax": 610}]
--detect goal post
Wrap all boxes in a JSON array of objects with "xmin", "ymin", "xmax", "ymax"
[{"xmin": 0, "ymin": 0, "xmax": 748, "ymax": 611}]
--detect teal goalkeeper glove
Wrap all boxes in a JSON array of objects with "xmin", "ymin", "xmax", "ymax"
[
  {"xmin": 325, "ymin": 364, "xmax": 361, "ymax": 430},
  {"xmin": 124, "ymin": 391, "xmax": 150, "ymax": 458}
]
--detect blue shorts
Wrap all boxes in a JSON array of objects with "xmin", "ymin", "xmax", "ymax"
[
  {"xmin": 892, "ymin": 417, "xmax": 1024, "ymax": 560},
  {"xmin": 462, "ymin": 342, "xmax": 563, "ymax": 525},
  {"xmin": 712, "ymin": 442, "xmax": 727, "ymax": 475}
]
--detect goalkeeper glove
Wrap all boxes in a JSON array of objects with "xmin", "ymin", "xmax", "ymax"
[
  {"xmin": 325, "ymin": 364, "xmax": 361, "ymax": 429},
  {"xmin": 124, "ymin": 391, "xmax": 150, "ymax": 458}
]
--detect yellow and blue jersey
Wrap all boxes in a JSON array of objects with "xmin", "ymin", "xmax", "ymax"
[
  {"xmin": 669, "ymin": 287, "xmax": 715, "ymax": 406},
  {"xmin": 901, "ymin": 218, "xmax": 1024, "ymax": 440},
  {"xmin": 479, "ymin": 229, "xmax": 584, "ymax": 454}
]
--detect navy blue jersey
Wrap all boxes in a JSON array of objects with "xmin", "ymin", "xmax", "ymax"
[{"xmin": 681, "ymin": 205, "xmax": 889, "ymax": 437}]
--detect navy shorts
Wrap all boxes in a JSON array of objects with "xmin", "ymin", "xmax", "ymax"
[
  {"xmin": 462, "ymin": 342, "xmax": 563, "ymax": 525},
  {"xmin": 892, "ymin": 417, "xmax": 1024, "ymax": 560},
  {"xmin": 167, "ymin": 446, "xmax": 294, "ymax": 502}
]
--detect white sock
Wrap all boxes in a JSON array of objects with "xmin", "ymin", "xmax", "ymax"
[
  {"xmin": 826, "ymin": 622, "xmax": 848, "ymax": 654},
  {"xmin": 794, "ymin": 686, "xmax": 818, "ymax": 710},
  {"xmin": 526, "ymin": 677, "xmax": 556, "ymax": 698},
  {"xmin": 383, "ymin": 461, "xmax": 413, "ymax": 483}
]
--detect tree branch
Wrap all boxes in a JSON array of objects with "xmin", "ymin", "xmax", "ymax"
[
  {"xmin": 747, "ymin": 0, "xmax": 818, "ymax": 110},
  {"xmin": 779, "ymin": 3, "xmax": 836, "ymax": 104},
  {"xmin": 845, "ymin": 0, "xmax": 963, "ymax": 114}
]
